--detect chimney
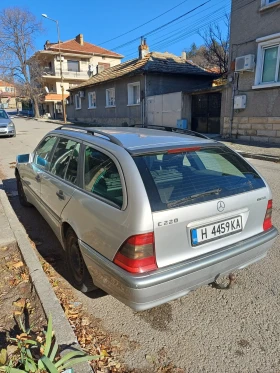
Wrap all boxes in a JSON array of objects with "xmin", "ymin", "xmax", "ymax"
[
  {"xmin": 76, "ymin": 34, "xmax": 84, "ymax": 46},
  {"xmin": 139, "ymin": 38, "xmax": 149, "ymax": 59},
  {"xmin": 181, "ymin": 51, "xmax": 187, "ymax": 60},
  {"xmin": 44, "ymin": 40, "xmax": 51, "ymax": 50}
]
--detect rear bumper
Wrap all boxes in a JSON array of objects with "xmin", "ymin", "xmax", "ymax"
[{"xmin": 80, "ymin": 227, "xmax": 278, "ymax": 311}]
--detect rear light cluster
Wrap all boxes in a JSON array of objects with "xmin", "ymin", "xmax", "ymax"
[
  {"xmin": 263, "ymin": 199, "xmax": 273, "ymax": 231},
  {"xmin": 113, "ymin": 232, "xmax": 158, "ymax": 273}
]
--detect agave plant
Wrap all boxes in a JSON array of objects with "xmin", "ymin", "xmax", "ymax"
[{"xmin": 0, "ymin": 314, "xmax": 99, "ymax": 373}]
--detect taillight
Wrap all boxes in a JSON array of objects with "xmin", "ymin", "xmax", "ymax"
[
  {"xmin": 113, "ymin": 232, "xmax": 158, "ymax": 273},
  {"xmin": 168, "ymin": 147, "xmax": 201, "ymax": 154},
  {"xmin": 263, "ymin": 199, "xmax": 273, "ymax": 231}
]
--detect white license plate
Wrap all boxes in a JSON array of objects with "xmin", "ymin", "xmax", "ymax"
[
  {"xmin": 0, "ymin": 128, "xmax": 7, "ymax": 133},
  {"xmin": 191, "ymin": 216, "xmax": 242, "ymax": 246}
]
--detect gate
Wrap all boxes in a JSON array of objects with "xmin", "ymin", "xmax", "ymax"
[{"xmin": 191, "ymin": 92, "xmax": 221, "ymax": 134}]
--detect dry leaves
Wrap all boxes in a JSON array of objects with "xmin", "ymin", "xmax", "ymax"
[{"xmin": 40, "ymin": 259, "xmax": 128, "ymax": 373}]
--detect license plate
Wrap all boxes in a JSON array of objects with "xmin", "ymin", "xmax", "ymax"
[
  {"xmin": 191, "ymin": 216, "xmax": 242, "ymax": 246},
  {"xmin": 0, "ymin": 128, "xmax": 7, "ymax": 133}
]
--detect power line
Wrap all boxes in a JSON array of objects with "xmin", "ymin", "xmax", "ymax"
[
  {"xmin": 99, "ymin": 0, "xmax": 192, "ymax": 45},
  {"xmin": 123, "ymin": 5, "xmax": 230, "ymax": 58},
  {"xmin": 111, "ymin": 1, "xmax": 211, "ymax": 51},
  {"xmin": 118, "ymin": 0, "xmax": 230, "ymax": 56}
]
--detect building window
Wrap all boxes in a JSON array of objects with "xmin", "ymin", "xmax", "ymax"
[
  {"xmin": 88, "ymin": 92, "xmax": 96, "ymax": 109},
  {"xmin": 261, "ymin": 0, "xmax": 280, "ymax": 8},
  {"xmin": 75, "ymin": 94, "xmax": 81, "ymax": 110},
  {"xmin": 67, "ymin": 60, "xmax": 79, "ymax": 72},
  {"xmin": 127, "ymin": 82, "xmax": 140, "ymax": 105},
  {"xmin": 254, "ymin": 35, "xmax": 280, "ymax": 88},
  {"xmin": 106, "ymin": 88, "xmax": 115, "ymax": 107}
]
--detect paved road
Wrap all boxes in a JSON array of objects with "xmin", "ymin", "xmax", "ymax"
[{"xmin": 1, "ymin": 117, "xmax": 280, "ymax": 373}]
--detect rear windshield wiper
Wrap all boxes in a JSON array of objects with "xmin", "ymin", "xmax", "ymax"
[{"xmin": 167, "ymin": 188, "xmax": 222, "ymax": 208}]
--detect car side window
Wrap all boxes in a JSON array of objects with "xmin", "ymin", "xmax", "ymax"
[
  {"xmin": 83, "ymin": 146, "xmax": 123, "ymax": 208},
  {"xmin": 34, "ymin": 136, "xmax": 57, "ymax": 170},
  {"xmin": 65, "ymin": 143, "xmax": 80, "ymax": 185},
  {"xmin": 49, "ymin": 138, "xmax": 79, "ymax": 180}
]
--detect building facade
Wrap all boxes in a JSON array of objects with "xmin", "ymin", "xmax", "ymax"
[
  {"xmin": 221, "ymin": 0, "xmax": 280, "ymax": 143},
  {"xmin": 32, "ymin": 34, "xmax": 123, "ymax": 119},
  {"xmin": 67, "ymin": 45, "xmax": 218, "ymax": 128},
  {"xmin": 0, "ymin": 80, "xmax": 17, "ymax": 108}
]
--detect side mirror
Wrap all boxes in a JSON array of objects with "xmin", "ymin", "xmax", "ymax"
[
  {"xmin": 16, "ymin": 154, "xmax": 31, "ymax": 164},
  {"xmin": 36, "ymin": 156, "xmax": 48, "ymax": 168}
]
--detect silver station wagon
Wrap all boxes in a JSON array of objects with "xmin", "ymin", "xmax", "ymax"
[{"xmin": 16, "ymin": 126, "xmax": 278, "ymax": 311}]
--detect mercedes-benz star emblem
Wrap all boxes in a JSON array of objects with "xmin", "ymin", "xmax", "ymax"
[{"xmin": 217, "ymin": 201, "xmax": 225, "ymax": 212}]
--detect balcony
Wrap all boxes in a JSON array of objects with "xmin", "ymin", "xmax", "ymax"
[
  {"xmin": 42, "ymin": 68, "xmax": 90, "ymax": 80},
  {"xmin": 43, "ymin": 67, "xmax": 55, "ymax": 76},
  {"xmin": 62, "ymin": 71, "xmax": 90, "ymax": 79}
]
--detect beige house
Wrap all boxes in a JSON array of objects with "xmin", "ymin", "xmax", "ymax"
[
  {"xmin": 221, "ymin": 0, "xmax": 280, "ymax": 143},
  {"xmin": 33, "ymin": 34, "xmax": 123, "ymax": 119},
  {"xmin": 0, "ymin": 80, "xmax": 17, "ymax": 108}
]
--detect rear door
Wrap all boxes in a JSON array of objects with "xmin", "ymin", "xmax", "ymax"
[
  {"xmin": 39, "ymin": 137, "xmax": 80, "ymax": 236},
  {"xmin": 134, "ymin": 146, "xmax": 270, "ymax": 268}
]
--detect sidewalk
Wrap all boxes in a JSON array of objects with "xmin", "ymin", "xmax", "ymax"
[{"xmin": 220, "ymin": 139, "xmax": 280, "ymax": 162}]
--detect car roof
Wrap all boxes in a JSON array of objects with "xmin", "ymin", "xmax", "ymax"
[{"xmin": 53, "ymin": 126, "xmax": 216, "ymax": 155}]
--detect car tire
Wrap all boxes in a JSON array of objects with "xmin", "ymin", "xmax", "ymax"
[
  {"xmin": 16, "ymin": 173, "xmax": 33, "ymax": 207},
  {"xmin": 65, "ymin": 228, "xmax": 96, "ymax": 293}
]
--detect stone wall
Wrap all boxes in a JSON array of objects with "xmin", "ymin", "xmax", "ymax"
[{"xmin": 222, "ymin": 117, "xmax": 280, "ymax": 143}]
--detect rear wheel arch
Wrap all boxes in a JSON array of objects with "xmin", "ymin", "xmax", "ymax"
[
  {"xmin": 63, "ymin": 223, "xmax": 96, "ymax": 292},
  {"xmin": 61, "ymin": 221, "xmax": 73, "ymax": 249}
]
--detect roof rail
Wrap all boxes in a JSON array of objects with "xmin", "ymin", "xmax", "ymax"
[
  {"xmin": 55, "ymin": 125, "xmax": 124, "ymax": 147},
  {"xmin": 130, "ymin": 124, "xmax": 210, "ymax": 140}
]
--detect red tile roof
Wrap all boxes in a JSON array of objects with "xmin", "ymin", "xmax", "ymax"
[
  {"xmin": 0, "ymin": 80, "xmax": 15, "ymax": 87},
  {"xmin": 48, "ymin": 39, "xmax": 123, "ymax": 58}
]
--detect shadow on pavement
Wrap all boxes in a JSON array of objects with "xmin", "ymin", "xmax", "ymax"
[{"xmin": 1, "ymin": 177, "xmax": 107, "ymax": 301}]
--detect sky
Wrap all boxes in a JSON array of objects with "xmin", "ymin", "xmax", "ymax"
[{"xmin": 0, "ymin": 0, "xmax": 231, "ymax": 61}]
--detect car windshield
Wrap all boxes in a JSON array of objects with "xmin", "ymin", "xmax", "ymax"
[
  {"xmin": 0, "ymin": 110, "xmax": 8, "ymax": 119},
  {"xmin": 133, "ymin": 145, "xmax": 266, "ymax": 212}
]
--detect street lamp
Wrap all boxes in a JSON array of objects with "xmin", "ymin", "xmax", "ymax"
[{"xmin": 42, "ymin": 14, "xmax": 66, "ymax": 123}]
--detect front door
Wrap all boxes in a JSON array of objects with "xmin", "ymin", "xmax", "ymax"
[
  {"xmin": 24, "ymin": 135, "xmax": 57, "ymax": 205},
  {"xmin": 191, "ymin": 92, "xmax": 222, "ymax": 134}
]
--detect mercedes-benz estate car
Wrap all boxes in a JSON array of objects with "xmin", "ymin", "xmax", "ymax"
[
  {"xmin": 15, "ymin": 126, "xmax": 278, "ymax": 311},
  {"xmin": 0, "ymin": 109, "xmax": 16, "ymax": 137}
]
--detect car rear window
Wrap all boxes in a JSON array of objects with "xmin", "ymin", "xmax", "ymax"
[{"xmin": 133, "ymin": 146, "xmax": 266, "ymax": 212}]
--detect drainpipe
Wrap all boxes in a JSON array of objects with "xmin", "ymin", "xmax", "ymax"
[
  {"xmin": 229, "ymin": 72, "xmax": 238, "ymax": 138},
  {"xmin": 142, "ymin": 74, "xmax": 147, "ymax": 126}
]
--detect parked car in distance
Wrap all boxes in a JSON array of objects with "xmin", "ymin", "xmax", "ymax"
[
  {"xmin": 0, "ymin": 109, "xmax": 16, "ymax": 137},
  {"xmin": 15, "ymin": 125, "xmax": 278, "ymax": 311}
]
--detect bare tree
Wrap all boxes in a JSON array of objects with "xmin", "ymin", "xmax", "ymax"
[
  {"xmin": 0, "ymin": 7, "xmax": 44, "ymax": 117},
  {"xmin": 199, "ymin": 14, "xmax": 230, "ymax": 75}
]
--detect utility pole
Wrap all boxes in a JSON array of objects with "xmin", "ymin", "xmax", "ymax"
[{"xmin": 42, "ymin": 14, "xmax": 66, "ymax": 123}]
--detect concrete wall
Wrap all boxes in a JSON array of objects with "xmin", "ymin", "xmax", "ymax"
[
  {"xmin": 146, "ymin": 74, "xmax": 214, "ymax": 96},
  {"xmin": 222, "ymin": 0, "xmax": 280, "ymax": 142},
  {"xmin": 67, "ymin": 75, "xmax": 144, "ymax": 126}
]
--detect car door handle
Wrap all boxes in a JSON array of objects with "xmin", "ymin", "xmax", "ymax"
[
  {"xmin": 35, "ymin": 174, "xmax": 41, "ymax": 182},
  {"xmin": 56, "ymin": 190, "xmax": 65, "ymax": 200}
]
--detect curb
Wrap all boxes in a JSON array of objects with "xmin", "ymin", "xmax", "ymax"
[
  {"xmin": 237, "ymin": 151, "xmax": 280, "ymax": 163},
  {"xmin": 0, "ymin": 185, "xmax": 92, "ymax": 373}
]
